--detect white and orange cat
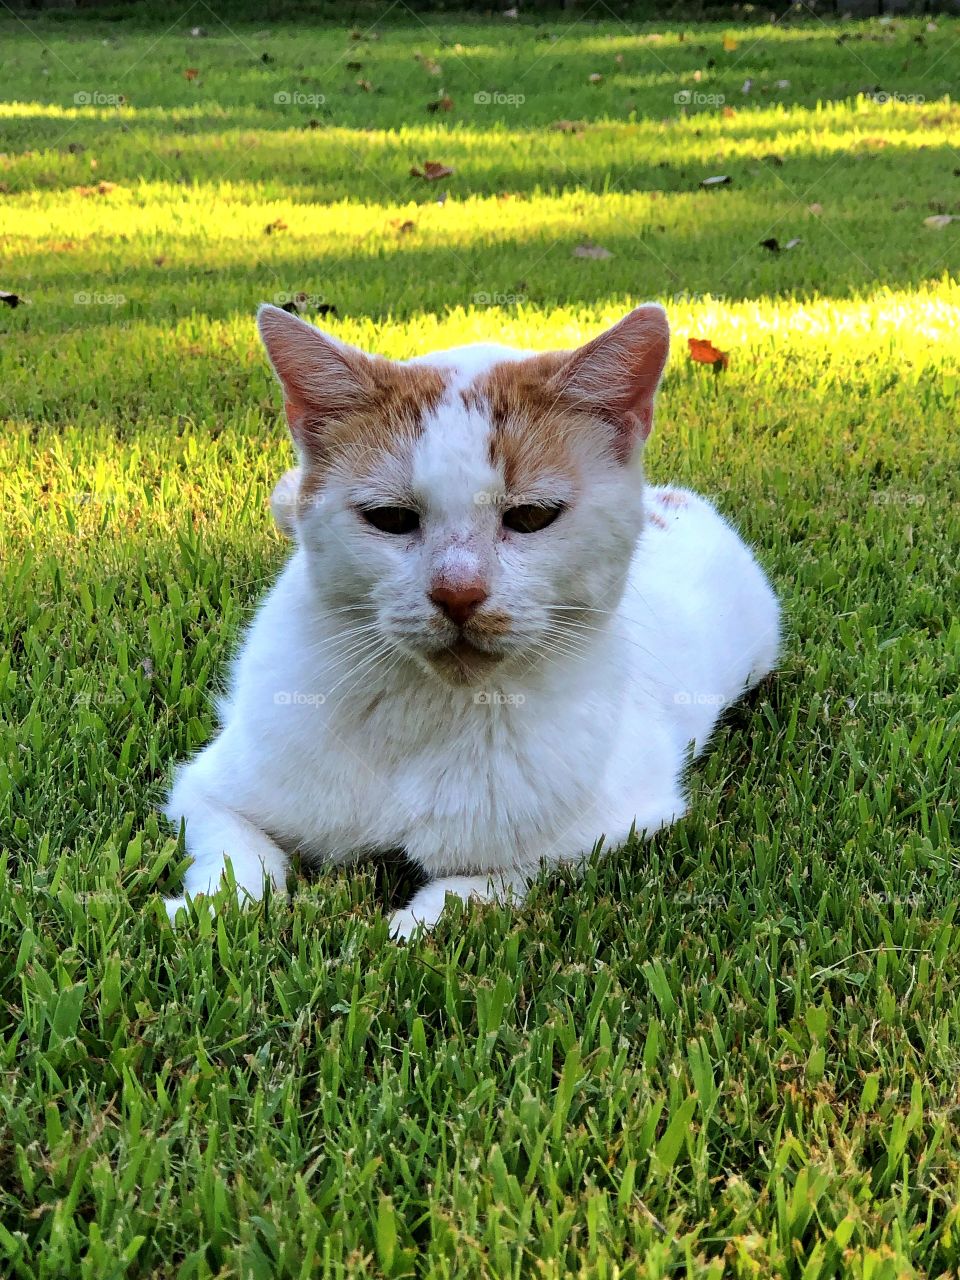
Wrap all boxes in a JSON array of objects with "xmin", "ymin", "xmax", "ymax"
[{"xmin": 165, "ymin": 304, "xmax": 780, "ymax": 936}]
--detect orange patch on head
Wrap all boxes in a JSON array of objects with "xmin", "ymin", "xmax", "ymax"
[
  {"xmin": 464, "ymin": 353, "xmax": 605, "ymax": 497},
  {"xmin": 299, "ymin": 358, "xmax": 447, "ymax": 488}
]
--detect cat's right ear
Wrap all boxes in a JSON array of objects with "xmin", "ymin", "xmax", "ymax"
[{"xmin": 257, "ymin": 304, "xmax": 372, "ymax": 449}]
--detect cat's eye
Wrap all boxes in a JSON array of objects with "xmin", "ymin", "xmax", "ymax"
[
  {"xmin": 360, "ymin": 506, "xmax": 420, "ymax": 535},
  {"xmin": 502, "ymin": 503, "xmax": 565, "ymax": 534}
]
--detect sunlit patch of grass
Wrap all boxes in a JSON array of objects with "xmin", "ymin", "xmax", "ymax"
[{"xmin": 1, "ymin": 10, "xmax": 960, "ymax": 1279}]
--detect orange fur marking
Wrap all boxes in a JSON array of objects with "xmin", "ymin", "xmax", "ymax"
[
  {"xmin": 296, "ymin": 359, "xmax": 447, "ymax": 498},
  {"xmin": 463, "ymin": 353, "xmax": 610, "ymax": 497}
]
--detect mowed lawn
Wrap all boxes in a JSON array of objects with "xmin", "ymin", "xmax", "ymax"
[{"xmin": 2, "ymin": 8, "xmax": 960, "ymax": 1277}]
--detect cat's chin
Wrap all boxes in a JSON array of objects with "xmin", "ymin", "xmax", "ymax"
[{"xmin": 424, "ymin": 638, "xmax": 505, "ymax": 687}]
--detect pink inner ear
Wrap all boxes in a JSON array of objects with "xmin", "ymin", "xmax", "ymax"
[
  {"xmin": 557, "ymin": 304, "xmax": 670, "ymax": 457},
  {"xmin": 257, "ymin": 304, "xmax": 370, "ymax": 443}
]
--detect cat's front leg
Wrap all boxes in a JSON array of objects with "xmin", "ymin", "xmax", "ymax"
[
  {"xmin": 164, "ymin": 771, "xmax": 288, "ymax": 923},
  {"xmin": 390, "ymin": 870, "xmax": 531, "ymax": 940}
]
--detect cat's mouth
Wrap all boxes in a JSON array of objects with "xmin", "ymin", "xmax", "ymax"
[{"xmin": 426, "ymin": 636, "xmax": 505, "ymax": 685}]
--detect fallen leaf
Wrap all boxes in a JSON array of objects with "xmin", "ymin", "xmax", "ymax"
[
  {"xmin": 1, "ymin": 290, "xmax": 25, "ymax": 308},
  {"xmin": 689, "ymin": 337, "xmax": 729, "ymax": 368},
  {"xmin": 924, "ymin": 214, "xmax": 954, "ymax": 229},
  {"xmin": 700, "ymin": 175, "xmax": 732, "ymax": 188},
  {"xmin": 723, "ymin": 34, "xmax": 739, "ymax": 51},
  {"xmin": 573, "ymin": 243, "xmax": 612, "ymax": 259},
  {"xmin": 410, "ymin": 161, "xmax": 454, "ymax": 181},
  {"xmin": 426, "ymin": 94, "xmax": 454, "ymax": 113},
  {"xmin": 184, "ymin": 67, "xmax": 200, "ymax": 81},
  {"xmin": 264, "ymin": 218, "xmax": 288, "ymax": 234}
]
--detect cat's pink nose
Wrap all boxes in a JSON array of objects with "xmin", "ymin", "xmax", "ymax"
[{"xmin": 429, "ymin": 581, "xmax": 489, "ymax": 627}]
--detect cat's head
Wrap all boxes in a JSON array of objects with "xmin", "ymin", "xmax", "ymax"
[{"xmin": 258, "ymin": 305, "xmax": 669, "ymax": 686}]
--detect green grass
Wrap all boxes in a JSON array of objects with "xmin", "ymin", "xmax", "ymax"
[{"xmin": 2, "ymin": 8, "xmax": 960, "ymax": 1278}]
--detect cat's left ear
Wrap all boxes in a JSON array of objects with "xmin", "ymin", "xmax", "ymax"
[{"xmin": 555, "ymin": 304, "xmax": 670, "ymax": 460}]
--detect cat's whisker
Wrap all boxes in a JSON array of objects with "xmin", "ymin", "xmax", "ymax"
[
  {"xmin": 552, "ymin": 618, "xmax": 685, "ymax": 687},
  {"xmin": 323, "ymin": 639, "xmax": 399, "ymax": 701},
  {"xmin": 328, "ymin": 642, "xmax": 405, "ymax": 707},
  {"xmin": 300, "ymin": 624, "xmax": 385, "ymax": 661}
]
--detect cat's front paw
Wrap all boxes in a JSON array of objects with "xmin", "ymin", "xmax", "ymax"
[
  {"xmin": 389, "ymin": 906, "xmax": 427, "ymax": 941},
  {"xmin": 389, "ymin": 880, "xmax": 453, "ymax": 940}
]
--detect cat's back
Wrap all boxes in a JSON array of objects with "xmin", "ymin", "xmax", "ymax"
[{"xmin": 618, "ymin": 486, "xmax": 780, "ymax": 735}]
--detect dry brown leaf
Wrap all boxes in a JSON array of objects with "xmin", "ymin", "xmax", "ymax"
[
  {"xmin": 689, "ymin": 337, "xmax": 729, "ymax": 368},
  {"xmin": 410, "ymin": 161, "xmax": 454, "ymax": 180}
]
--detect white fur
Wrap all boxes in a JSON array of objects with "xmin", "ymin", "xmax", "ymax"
[{"xmin": 165, "ymin": 329, "xmax": 780, "ymax": 936}]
